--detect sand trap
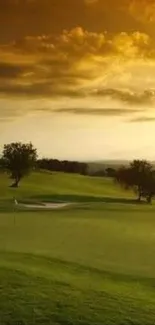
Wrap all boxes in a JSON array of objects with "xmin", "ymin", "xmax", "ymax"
[{"xmin": 18, "ymin": 202, "xmax": 72, "ymax": 210}]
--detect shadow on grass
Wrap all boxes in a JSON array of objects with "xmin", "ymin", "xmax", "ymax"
[
  {"xmin": 1, "ymin": 250, "xmax": 155, "ymax": 289},
  {"xmin": 31, "ymin": 194, "xmax": 146, "ymax": 205}
]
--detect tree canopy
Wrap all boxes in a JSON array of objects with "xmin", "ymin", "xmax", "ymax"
[
  {"xmin": 115, "ymin": 160, "xmax": 155, "ymax": 203},
  {"xmin": 37, "ymin": 158, "xmax": 88, "ymax": 175},
  {"xmin": 2, "ymin": 142, "xmax": 37, "ymax": 187}
]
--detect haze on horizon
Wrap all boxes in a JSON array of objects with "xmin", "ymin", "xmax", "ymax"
[{"xmin": 1, "ymin": 0, "xmax": 155, "ymax": 161}]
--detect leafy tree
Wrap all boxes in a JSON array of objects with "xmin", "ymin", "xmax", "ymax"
[
  {"xmin": 115, "ymin": 160, "xmax": 155, "ymax": 203},
  {"xmin": 129, "ymin": 160, "xmax": 153, "ymax": 201},
  {"xmin": 2, "ymin": 142, "xmax": 37, "ymax": 187},
  {"xmin": 139, "ymin": 170, "xmax": 155, "ymax": 204},
  {"xmin": 106, "ymin": 167, "xmax": 116, "ymax": 178}
]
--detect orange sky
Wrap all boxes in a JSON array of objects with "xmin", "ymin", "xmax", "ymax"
[{"xmin": 1, "ymin": 0, "xmax": 155, "ymax": 160}]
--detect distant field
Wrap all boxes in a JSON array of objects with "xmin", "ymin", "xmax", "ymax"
[{"xmin": 0, "ymin": 171, "xmax": 155, "ymax": 324}]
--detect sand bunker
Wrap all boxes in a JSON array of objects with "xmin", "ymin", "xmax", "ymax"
[{"xmin": 19, "ymin": 202, "xmax": 72, "ymax": 210}]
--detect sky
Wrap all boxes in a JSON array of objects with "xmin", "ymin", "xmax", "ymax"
[{"xmin": 1, "ymin": 0, "xmax": 155, "ymax": 160}]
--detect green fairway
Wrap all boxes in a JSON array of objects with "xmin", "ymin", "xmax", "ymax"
[{"xmin": 0, "ymin": 171, "xmax": 155, "ymax": 324}]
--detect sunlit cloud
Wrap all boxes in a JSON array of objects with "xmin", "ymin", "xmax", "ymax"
[{"xmin": 0, "ymin": 27, "xmax": 154, "ymax": 107}]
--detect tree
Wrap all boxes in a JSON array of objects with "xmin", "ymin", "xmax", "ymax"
[
  {"xmin": 129, "ymin": 160, "xmax": 153, "ymax": 201},
  {"xmin": 106, "ymin": 167, "xmax": 116, "ymax": 178},
  {"xmin": 115, "ymin": 160, "xmax": 155, "ymax": 203},
  {"xmin": 139, "ymin": 170, "xmax": 155, "ymax": 204},
  {"xmin": 2, "ymin": 142, "xmax": 37, "ymax": 187}
]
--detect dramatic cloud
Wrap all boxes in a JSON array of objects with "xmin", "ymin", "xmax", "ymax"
[
  {"xmin": 0, "ymin": 27, "xmax": 154, "ymax": 106},
  {"xmin": 1, "ymin": 1, "xmax": 155, "ymax": 121},
  {"xmin": 12, "ymin": 28, "xmax": 151, "ymax": 58}
]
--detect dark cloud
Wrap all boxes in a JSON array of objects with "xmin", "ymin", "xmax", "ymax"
[
  {"xmin": 0, "ymin": 81, "xmax": 87, "ymax": 98},
  {"xmin": 95, "ymin": 88, "xmax": 155, "ymax": 105},
  {"xmin": 0, "ymin": 75, "xmax": 155, "ymax": 108},
  {"xmin": 53, "ymin": 107, "xmax": 142, "ymax": 116},
  {"xmin": 0, "ymin": 62, "xmax": 31, "ymax": 79}
]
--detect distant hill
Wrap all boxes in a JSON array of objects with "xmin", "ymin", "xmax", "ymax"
[
  {"xmin": 88, "ymin": 160, "xmax": 155, "ymax": 174},
  {"xmin": 87, "ymin": 160, "xmax": 130, "ymax": 174},
  {"xmin": 88, "ymin": 160, "xmax": 130, "ymax": 165}
]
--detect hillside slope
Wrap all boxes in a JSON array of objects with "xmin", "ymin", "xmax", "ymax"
[{"xmin": 0, "ymin": 171, "xmax": 132, "ymax": 202}]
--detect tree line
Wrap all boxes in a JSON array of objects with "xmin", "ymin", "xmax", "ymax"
[
  {"xmin": 37, "ymin": 158, "xmax": 88, "ymax": 175},
  {"xmin": 1, "ymin": 142, "xmax": 155, "ymax": 204}
]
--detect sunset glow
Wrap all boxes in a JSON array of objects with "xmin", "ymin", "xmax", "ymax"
[{"xmin": 1, "ymin": 0, "xmax": 155, "ymax": 160}]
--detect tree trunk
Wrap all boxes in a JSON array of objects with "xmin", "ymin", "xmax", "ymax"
[
  {"xmin": 147, "ymin": 195, "xmax": 152, "ymax": 204},
  {"xmin": 137, "ymin": 191, "xmax": 142, "ymax": 202},
  {"xmin": 137, "ymin": 185, "xmax": 143, "ymax": 203},
  {"xmin": 10, "ymin": 177, "xmax": 20, "ymax": 188}
]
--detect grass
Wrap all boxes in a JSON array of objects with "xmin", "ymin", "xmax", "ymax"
[{"xmin": 0, "ymin": 171, "xmax": 155, "ymax": 324}]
